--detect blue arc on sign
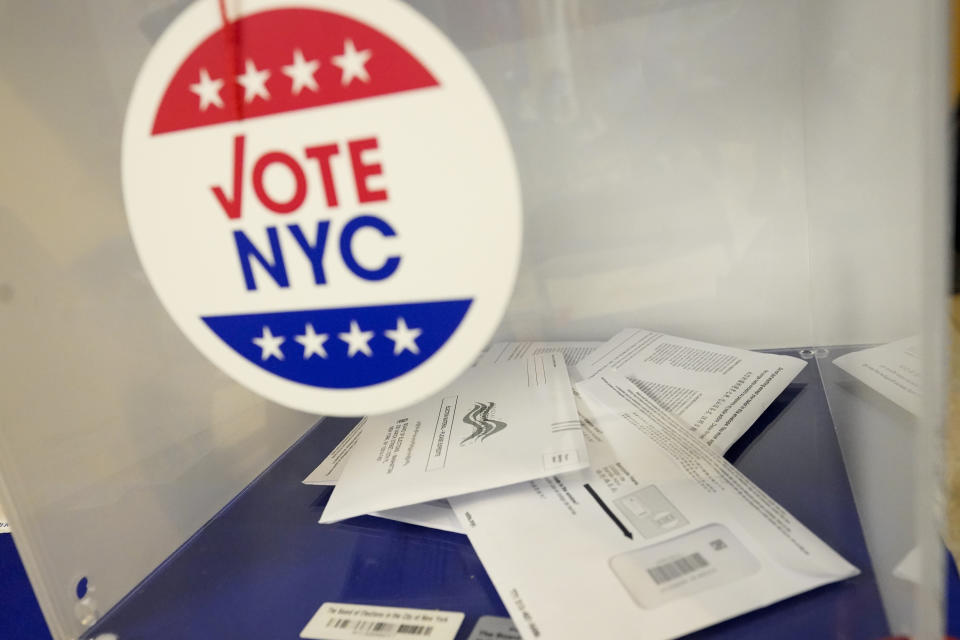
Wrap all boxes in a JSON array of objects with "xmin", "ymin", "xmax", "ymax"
[{"xmin": 202, "ymin": 299, "xmax": 472, "ymax": 389}]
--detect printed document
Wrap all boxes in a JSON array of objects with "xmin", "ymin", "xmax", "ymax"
[
  {"xmin": 833, "ymin": 337, "xmax": 921, "ymax": 415},
  {"xmin": 319, "ymin": 354, "xmax": 588, "ymax": 523},
  {"xmin": 303, "ymin": 419, "xmax": 365, "ymax": 486},
  {"xmin": 475, "ymin": 341, "xmax": 602, "ymax": 372},
  {"xmin": 577, "ymin": 329, "xmax": 806, "ymax": 452},
  {"xmin": 449, "ymin": 370, "xmax": 857, "ymax": 640}
]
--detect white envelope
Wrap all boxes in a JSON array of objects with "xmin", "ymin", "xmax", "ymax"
[
  {"xmin": 578, "ymin": 329, "xmax": 806, "ymax": 452},
  {"xmin": 449, "ymin": 369, "xmax": 857, "ymax": 640},
  {"xmin": 370, "ymin": 500, "xmax": 463, "ymax": 534},
  {"xmin": 303, "ymin": 421, "xmax": 463, "ymax": 533},
  {"xmin": 319, "ymin": 354, "xmax": 589, "ymax": 523}
]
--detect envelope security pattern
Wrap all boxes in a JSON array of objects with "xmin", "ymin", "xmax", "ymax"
[{"xmin": 461, "ymin": 402, "xmax": 508, "ymax": 446}]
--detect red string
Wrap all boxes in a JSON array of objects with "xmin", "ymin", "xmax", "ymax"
[
  {"xmin": 216, "ymin": 0, "xmax": 230, "ymax": 25},
  {"xmin": 218, "ymin": 0, "xmax": 243, "ymax": 120}
]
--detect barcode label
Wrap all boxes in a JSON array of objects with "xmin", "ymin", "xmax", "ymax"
[
  {"xmin": 611, "ymin": 524, "xmax": 761, "ymax": 608},
  {"xmin": 325, "ymin": 618, "xmax": 433, "ymax": 636},
  {"xmin": 328, "ymin": 619, "xmax": 390, "ymax": 636},
  {"xmin": 647, "ymin": 553, "xmax": 709, "ymax": 585},
  {"xmin": 301, "ymin": 603, "xmax": 462, "ymax": 640},
  {"xmin": 398, "ymin": 624, "xmax": 433, "ymax": 635}
]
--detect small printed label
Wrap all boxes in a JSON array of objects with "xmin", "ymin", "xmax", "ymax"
[
  {"xmin": 301, "ymin": 602, "xmax": 464, "ymax": 640},
  {"xmin": 466, "ymin": 615, "xmax": 521, "ymax": 640},
  {"xmin": 608, "ymin": 523, "xmax": 761, "ymax": 608},
  {"xmin": 613, "ymin": 485, "xmax": 689, "ymax": 539},
  {"xmin": 426, "ymin": 396, "xmax": 458, "ymax": 471},
  {"xmin": 542, "ymin": 449, "xmax": 579, "ymax": 471}
]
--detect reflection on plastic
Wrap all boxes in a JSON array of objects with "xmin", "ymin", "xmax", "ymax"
[{"xmin": 833, "ymin": 337, "xmax": 921, "ymax": 415}]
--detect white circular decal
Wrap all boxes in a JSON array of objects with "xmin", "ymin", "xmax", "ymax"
[{"xmin": 123, "ymin": 0, "xmax": 521, "ymax": 415}]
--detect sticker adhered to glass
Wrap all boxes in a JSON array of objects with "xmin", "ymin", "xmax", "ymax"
[
  {"xmin": 466, "ymin": 615, "xmax": 521, "ymax": 640},
  {"xmin": 300, "ymin": 602, "xmax": 464, "ymax": 640},
  {"xmin": 122, "ymin": 0, "xmax": 521, "ymax": 415}
]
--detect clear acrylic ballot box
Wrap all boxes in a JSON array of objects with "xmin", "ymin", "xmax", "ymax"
[{"xmin": 0, "ymin": 1, "xmax": 951, "ymax": 639}]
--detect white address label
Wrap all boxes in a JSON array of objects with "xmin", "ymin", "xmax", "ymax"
[
  {"xmin": 466, "ymin": 616, "xmax": 520, "ymax": 640},
  {"xmin": 301, "ymin": 602, "xmax": 465, "ymax": 640}
]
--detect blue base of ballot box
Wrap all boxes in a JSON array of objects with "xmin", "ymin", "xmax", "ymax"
[
  {"xmin": 0, "ymin": 533, "xmax": 53, "ymax": 640},
  {"xmin": 85, "ymin": 348, "xmax": 888, "ymax": 640}
]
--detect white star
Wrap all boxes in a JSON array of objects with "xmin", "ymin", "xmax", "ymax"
[
  {"xmin": 282, "ymin": 49, "xmax": 320, "ymax": 95},
  {"xmin": 236, "ymin": 59, "xmax": 271, "ymax": 103},
  {"xmin": 330, "ymin": 39, "xmax": 372, "ymax": 86},
  {"xmin": 294, "ymin": 323, "xmax": 329, "ymax": 359},
  {"xmin": 384, "ymin": 317, "xmax": 422, "ymax": 355},
  {"xmin": 338, "ymin": 320, "xmax": 374, "ymax": 357},
  {"xmin": 189, "ymin": 68, "xmax": 224, "ymax": 111},
  {"xmin": 252, "ymin": 326, "xmax": 285, "ymax": 361}
]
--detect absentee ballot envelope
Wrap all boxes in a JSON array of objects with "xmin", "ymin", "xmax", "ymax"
[
  {"xmin": 304, "ymin": 421, "xmax": 464, "ymax": 533},
  {"xmin": 578, "ymin": 329, "xmax": 806, "ymax": 452},
  {"xmin": 449, "ymin": 370, "xmax": 857, "ymax": 640},
  {"xmin": 319, "ymin": 354, "xmax": 589, "ymax": 523},
  {"xmin": 372, "ymin": 500, "xmax": 463, "ymax": 534}
]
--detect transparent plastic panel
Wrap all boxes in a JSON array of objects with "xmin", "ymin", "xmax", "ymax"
[
  {"xmin": 801, "ymin": 1, "xmax": 949, "ymax": 637},
  {"xmin": 0, "ymin": 2, "xmax": 316, "ymax": 638},
  {"xmin": 0, "ymin": 0, "xmax": 949, "ymax": 639},
  {"xmin": 447, "ymin": 0, "xmax": 817, "ymax": 347}
]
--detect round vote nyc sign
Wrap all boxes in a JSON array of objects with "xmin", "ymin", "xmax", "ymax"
[{"xmin": 122, "ymin": 0, "xmax": 521, "ymax": 415}]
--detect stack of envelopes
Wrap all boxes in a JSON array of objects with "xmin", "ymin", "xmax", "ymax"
[{"xmin": 303, "ymin": 329, "xmax": 858, "ymax": 640}]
